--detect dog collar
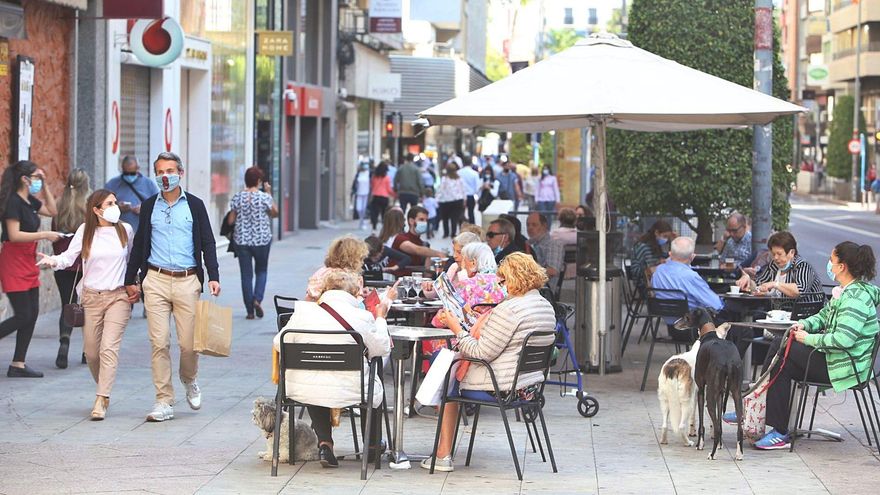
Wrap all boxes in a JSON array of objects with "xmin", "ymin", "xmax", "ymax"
[{"xmin": 698, "ymin": 331, "xmax": 721, "ymax": 343}]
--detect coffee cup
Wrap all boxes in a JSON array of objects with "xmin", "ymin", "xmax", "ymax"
[
  {"xmin": 729, "ymin": 285, "xmax": 740, "ymax": 295},
  {"xmin": 767, "ymin": 310, "xmax": 790, "ymax": 322}
]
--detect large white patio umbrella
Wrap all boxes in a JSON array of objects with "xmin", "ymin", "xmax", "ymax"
[{"xmin": 417, "ymin": 33, "xmax": 805, "ymax": 373}]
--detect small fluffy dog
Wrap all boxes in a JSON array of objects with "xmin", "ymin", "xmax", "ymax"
[
  {"xmin": 252, "ymin": 397, "xmax": 319, "ymax": 462},
  {"xmin": 657, "ymin": 339, "xmax": 702, "ymax": 447}
]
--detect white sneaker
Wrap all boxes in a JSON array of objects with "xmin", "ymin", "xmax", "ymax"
[
  {"xmin": 420, "ymin": 456, "xmax": 454, "ymax": 472},
  {"xmin": 146, "ymin": 402, "xmax": 174, "ymax": 422},
  {"xmin": 183, "ymin": 380, "xmax": 201, "ymax": 410}
]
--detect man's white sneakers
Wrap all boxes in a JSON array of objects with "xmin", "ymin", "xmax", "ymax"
[
  {"xmin": 146, "ymin": 402, "xmax": 174, "ymax": 422},
  {"xmin": 184, "ymin": 380, "xmax": 202, "ymax": 410}
]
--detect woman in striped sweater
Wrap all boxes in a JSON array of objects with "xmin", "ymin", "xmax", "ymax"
[
  {"xmin": 423, "ymin": 252, "xmax": 556, "ymax": 472},
  {"xmin": 736, "ymin": 231, "xmax": 822, "ymax": 300},
  {"xmin": 753, "ymin": 241, "xmax": 879, "ymax": 450}
]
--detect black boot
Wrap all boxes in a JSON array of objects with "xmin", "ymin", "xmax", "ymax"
[
  {"xmin": 81, "ymin": 352, "xmax": 87, "ymax": 364},
  {"xmin": 56, "ymin": 338, "xmax": 70, "ymax": 369}
]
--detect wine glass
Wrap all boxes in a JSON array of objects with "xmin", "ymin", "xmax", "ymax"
[{"xmin": 412, "ymin": 272, "xmax": 424, "ymax": 298}]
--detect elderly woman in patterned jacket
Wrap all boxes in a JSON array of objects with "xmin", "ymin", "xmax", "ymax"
[{"xmin": 227, "ymin": 167, "xmax": 278, "ymax": 319}]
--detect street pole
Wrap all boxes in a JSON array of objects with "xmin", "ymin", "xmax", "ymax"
[
  {"xmin": 752, "ymin": 0, "xmax": 774, "ymax": 254},
  {"xmin": 394, "ymin": 111, "xmax": 401, "ymax": 165},
  {"xmin": 851, "ymin": 0, "xmax": 863, "ymax": 202}
]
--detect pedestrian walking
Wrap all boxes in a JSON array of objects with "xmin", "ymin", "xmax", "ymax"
[
  {"xmin": 393, "ymin": 154, "xmax": 423, "ymax": 213},
  {"xmin": 0, "ymin": 160, "xmax": 60, "ymax": 378},
  {"xmin": 351, "ymin": 161, "xmax": 371, "ymax": 230},
  {"xmin": 104, "ymin": 156, "xmax": 160, "ymax": 232},
  {"xmin": 52, "ymin": 168, "xmax": 91, "ymax": 369},
  {"xmin": 437, "ymin": 164, "xmax": 466, "ymax": 238},
  {"xmin": 497, "ymin": 160, "xmax": 523, "ymax": 212},
  {"xmin": 124, "ymin": 152, "xmax": 220, "ymax": 422},
  {"xmin": 228, "ymin": 166, "xmax": 278, "ymax": 320},
  {"xmin": 38, "ymin": 189, "xmax": 133, "ymax": 420},
  {"xmin": 535, "ymin": 166, "xmax": 561, "ymax": 224},
  {"xmin": 458, "ymin": 160, "xmax": 481, "ymax": 224},
  {"xmin": 523, "ymin": 165, "xmax": 539, "ymax": 210},
  {"xmin": 369, "ymin": 162, "xmax": 393, "ymax": 231},
  {"xmin": 422, "ymin": 187, "xmax": 439, "ymax": 239}
]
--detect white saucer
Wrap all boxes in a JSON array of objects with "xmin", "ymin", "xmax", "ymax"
[{"xmin": 755, "ymin": 318, "xmax": 795, "ymax": 325}]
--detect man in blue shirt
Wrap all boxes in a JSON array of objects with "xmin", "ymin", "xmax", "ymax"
[
  {"xmin": 652, "ymin": 236, "xmax": 749, "ymax": 357},
  {"xmin": 125, "ymin": 152, "xmax": 220, "ymax": 423},
  {"xmin": 459, "ymin": 161, "xmax": 481, "ymax": 224},
  {"xmin": 716, "ymin": 212, "xmax": 753, "ymax": 267},
  {"xmin": 104, "ymin": 156, "xmax": 159, "ymax": 231}
]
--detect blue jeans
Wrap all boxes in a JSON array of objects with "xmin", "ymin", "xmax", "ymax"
[
  {"xmin": 536, "ymin": 200, "xmax": 556, "ymax": 225},
  {"xmin": 235, "ymin": 243, "xmax": 271, "ymax": 316}
]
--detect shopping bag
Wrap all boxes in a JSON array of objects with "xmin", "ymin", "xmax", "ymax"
[
  {"xmin": 194, "ymin": 298, "xmax": 233, "ymax": 357},
  {"xmin": 415, "ymin": 347, "xmax": 460, "ymax": 406}
]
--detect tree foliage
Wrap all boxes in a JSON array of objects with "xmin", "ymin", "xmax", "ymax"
[
  {"xmin": 508, "ymin": 132, "xmax": 554, "ymax": 166},
  {"xmin": 606, "ymin": 0, "xmax": 794, "ymax": 241},
  {"xmin": 826, "ymin": 94, "xmax": 867, "ymax": 179},
  {"xmin": 545, "ymin": 28, "xmax": 582, "ymax": 56},
  {"xmin": 486, "ymin": 46, "xmax": 511, "ymax": 82}
]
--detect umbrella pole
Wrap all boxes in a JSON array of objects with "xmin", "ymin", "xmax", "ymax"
[{"xmin": 595, "ymin": 120, "xmax": 607, "ymax": 376}]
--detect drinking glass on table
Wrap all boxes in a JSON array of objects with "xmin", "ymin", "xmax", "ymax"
[{"xmin": 412, "ymin": 272, "xmax": 424, "ymax": 298}]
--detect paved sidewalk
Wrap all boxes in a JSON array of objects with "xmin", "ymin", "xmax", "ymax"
[{"xmin": 1, "ymin": 221, "xmax": 879, "ymax": 494}]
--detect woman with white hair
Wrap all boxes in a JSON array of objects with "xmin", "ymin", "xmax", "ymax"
[
  {"xmin": 431, "ymin": 243, "xmax": 505, "ymax": 328},
  {"xmin": 422, "ymin": 231, "xmax": 483, "ymax": 299}
]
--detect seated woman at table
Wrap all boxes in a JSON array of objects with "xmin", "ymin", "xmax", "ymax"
[
  {"xmin": 735, "ymin": 231, "xmax": 822, "ymax": 300},
  {"xmin": 429, "ymin": 243, "xmax": 505, "ymax": 332},
  {"xmin": 305, "ymin": 235, "xmax": 369, "ymax": 301},
  {"xmin": 421, "ymin": 252, "xmax": 556, "ymax": 472},
  {"xmin": 743, "ymin": 241, "xmax": 880, "ymax": 450},
  {"xmin": 630, "ymin": 220, "xmax": 675, "ymax": 286},
  {"xmin": 378, "ymin": 208, "xmax": 405, "ymax": 247},
  {"xmin": 422, "ymin": 232, "xmax": 482, "ymax": 300},
  {"xmin": 274, "ymin": 270, "xmax": 392, "ymax": 467}
]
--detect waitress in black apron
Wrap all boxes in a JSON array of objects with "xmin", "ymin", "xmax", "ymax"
[{"xmin": 0, "ymin": 161, "xmax": 60, "ymax": 377}]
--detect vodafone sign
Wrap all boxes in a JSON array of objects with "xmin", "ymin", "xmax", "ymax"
[{"xmin": 130, "ymin": 17, "xmax": 185, "ymax": 67}]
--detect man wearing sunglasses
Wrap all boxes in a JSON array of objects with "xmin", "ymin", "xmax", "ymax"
[
  {"xmin": 125, "ymin": 152, "xmax": 220, "ymax": 423},
  {"xmin": 487, "ymin": 218, "xmax": 523, "ymax": 264},
  {"xmin": 715, "ymin": 212, "xmax": 752, "ymax": 268}
]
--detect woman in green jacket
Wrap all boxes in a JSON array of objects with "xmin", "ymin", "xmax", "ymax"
[{"xmin": 755, "ymin": 241, "xmax": 879, "ymax": 450}]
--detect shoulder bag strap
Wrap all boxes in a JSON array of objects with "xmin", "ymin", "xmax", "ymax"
[
  {"xmin": 758, "ymin": 330, "xmax": 795, "ymax": 394},
  {"xmin": 68, "ymin": 263, "xmax": 81, "ymax": 305},
  {"xmin": 122, "ymin": 178, "xmax": 147, "ymax": 203},
  {"xmin": 319, "ymin": 302, "xmax": 368, "ymax": 357}
]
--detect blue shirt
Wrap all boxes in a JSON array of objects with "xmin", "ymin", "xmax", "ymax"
[
  {"xmin": 105, "ymin": 174, "xmax": 160, "ymax": 231},
  {"xmin": 459, "ymin": 166, "xmax": 481, "ymax": 196},
  {"xmin": 148, "ymin": 191, "xmax": 196, "ymax": 271},
  {"xmin": 651, "ymin": 259, "xmax": 722, "ymax": 323}
]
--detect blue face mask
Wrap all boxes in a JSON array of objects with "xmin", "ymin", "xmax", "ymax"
[
  {"xmin": 122, "ymin": 173, "xmax": 138, "ymax": 184},
  {"xmin": 155, "ymin": 173, "xmax": 181, "ymax": 193},
  {"xmin": 781, "ymin": 260, "xmax": 792, "ymax": 272},
  {"xmin": 28, "ymin": 179, "xmax": 42, "ymax": 195},
  {"xmin": 656, "ymin": 237, "xmax": 668, "ymax": 246},
  {"xmin": 826, "ymin": 260, "xmax": 837, "ymax": 282},
  {"xmin": 415, "ymin": 221, "xmax": 428, "ymax": 235},
  {"xmin": 493, "ymin": 245, "xmax": 503, "ymax": 256}
]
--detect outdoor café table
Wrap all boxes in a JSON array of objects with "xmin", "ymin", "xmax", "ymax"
[
  {"xmin": 387, "ymin": 325, "xmax": 455, "ymax": 469},
  {"xmin": 364, "ymin": 279, "xmax": 395, "ymax": 288},
  {"xmin": 721, "ymin": 293, "xmax": 792, "ymax": 386},
  {"xmin": 389, "ymin": 301, "xmax": 443, "ymax": 326},
  {"xmin": 727, "ymin": 321, "xmax": 843, "ymax": 443}
]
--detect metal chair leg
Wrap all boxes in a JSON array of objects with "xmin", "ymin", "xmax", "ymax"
[
  {"xmin": 853, "ymin": 388, "xmax": 871, "ymax": 447},
  {"xmin": 525, "ymin": 414, "xmax": 537, "ymax": 453},
  {"xmin": 857, "ymin": 389, "xmax": 876, "ymax": 447},
  {"xmin": 640, "ymin": 320, "xmax": 659, "ymax": 392},
  {"xmin": 271, "ymin": 395, "xmax": 284, "ymax": 476},
  {"xmin": 499, "ymin": 407, "xmax": 523, "ymax": 481},
  {"xmin": 465, "ymin": 405, "xmax": 481, "ymax": 467},
  {"xmin": 298, "ymin": 406, "xmax": 306, "ymax": 420},
  {"xmin": 529, "ymin": 406, "xmax": 546, "ymax": 462},
  {"xmin": 350, "ymin": 408, "xmax": 361, "ymax": 460},
  {"xmin": 789, "ymin": 383, "xmax": 803, "ymax": 452},
  {"xmin": 408, "ymin": 351, "xmax": 423, "ymax": 418},
  {"xmin": 537, "ymin": 404, "xmax": 558, "ymax": 473},
  {"xmin": 865, "ymin": 385, "xmax": 880, "ymax": 451},
  {"xmin": 429, "ymin": 397, "xmax": 449, "ymax": 474},
  {"xmin": 288, "ymin": 407, "xmax": 295, "ymax": 465},
  {"xmin": 450, "ymin": 403, "xmax": 464, "ymax": 456},
  {"xmin": 806, "ymin": 389, "xmax": 820, "ymax": 438}
]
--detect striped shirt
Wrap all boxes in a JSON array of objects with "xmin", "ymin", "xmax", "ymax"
[
  {"xmin": 800, "ymin": 280, "xmax": 880, "ymax": 392},
  {"xmin": 631, "ymin": 241, "xmax": 663, "ymax": 286},
  {"xmin": 458, "ymin": 290, "xmax": 556, "ymax": 392},
  {"xmin": 754, "ymin": 255, "xmax": 822, "ymax": 300}
]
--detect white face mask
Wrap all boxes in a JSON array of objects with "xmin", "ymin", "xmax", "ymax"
[{"xmin": 101, "ymin": 205, "xmax": 121, "ymax": 224}]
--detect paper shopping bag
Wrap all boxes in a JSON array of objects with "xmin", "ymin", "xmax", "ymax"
[
  {"xmin": 415, "ymin": 347, "xmax": 460, "ymax": 406},
  {"xmin": 194, "ymin": 298, "xmax": 233, "ymax": 357}
]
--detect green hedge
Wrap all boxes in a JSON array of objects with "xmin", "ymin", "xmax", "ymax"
[{"xmin": 826, "ymin": 94, "xmax": 867, "ymax": 179}]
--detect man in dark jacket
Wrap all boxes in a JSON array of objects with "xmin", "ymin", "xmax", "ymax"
[{"xmin": 124, "ymin": 152, "xmax": 220, "ymax": 423}]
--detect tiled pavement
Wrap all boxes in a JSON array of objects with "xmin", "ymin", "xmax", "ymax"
[{"xmin": 1, "ymin": 221, "xmax": 879, "ymax": 494}]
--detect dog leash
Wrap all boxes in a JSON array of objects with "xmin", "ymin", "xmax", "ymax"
[{"xmin": 753, "ymin": 329, "xmax": 795, "ymax": 396}]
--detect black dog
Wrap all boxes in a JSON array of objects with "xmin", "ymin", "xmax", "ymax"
[{"xmin": 675, "ymin": 307, "xmax": 744, "ymax": 461}]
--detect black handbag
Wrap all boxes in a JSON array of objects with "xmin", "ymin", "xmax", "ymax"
[{"xmin": 62, "ymin": 265, "xmax": 84, "ymax": 328}]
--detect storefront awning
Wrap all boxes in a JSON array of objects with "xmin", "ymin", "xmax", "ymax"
[{"xmin": 44, "ymin": 0, "xmax": 88, "ymax": 9}]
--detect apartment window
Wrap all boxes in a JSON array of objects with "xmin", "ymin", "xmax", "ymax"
[
  {"xmin": 563, "ymin": 7, "xmax": 573, "ymax": 25},
  {"xmin": 588, "ymin": 8, "xmax": 597, "ymax": 25}
]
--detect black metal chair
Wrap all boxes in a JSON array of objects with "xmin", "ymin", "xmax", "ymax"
[
  {"xmin": 553, "ymin": 246, "xmax": 577, "ymax": 302},
  {"xmin": 272, "ymin": 329, "xmax": 386, "ymax": 479},
  {"xmin": 639, "ymin": 288, "xmax": 692, "ymax": 392},
  {"xmin": 790, "ymin": 333, "xmax": 880, "ymax": 454},
  {"xmin": 428, "ymin": 330, "xmax": 558, "ymax": 480},
  {"xmin": 273, "ymin": 295, "xmax": 298, "ymax": 329},
  {"xmin": 621, "ymin": 263, "xmax": 650, "ymax": 356}
]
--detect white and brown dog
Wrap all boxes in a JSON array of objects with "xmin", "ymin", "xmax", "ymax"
[{"xmin": 251, "ymin": 397, "xmax": 319, "ymax": 463}]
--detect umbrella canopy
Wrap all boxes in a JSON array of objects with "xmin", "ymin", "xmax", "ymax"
[{"xmin": 418, "ymin": 34, "xmax": 805, "ymax": 132}]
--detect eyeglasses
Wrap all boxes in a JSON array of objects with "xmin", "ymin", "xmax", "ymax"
[
  {"xmin": 725, "ymin": 225, "xmax": 743, "ymax": 233},
  {"xmin": 163, "ymin": 207, "xmax": 172, "ymax": 224},
  {"xmin": 486, "ymin": 232, "xmax": 504, "ymax": 239}
]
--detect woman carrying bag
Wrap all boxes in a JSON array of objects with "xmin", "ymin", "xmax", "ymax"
[
  {"xmin": 52, "ymin": 168, "xmax": 91, "ymax": 368},
  {"xmin": 38, "ymin": 190, "xmax": 134, "ymax": 420}
]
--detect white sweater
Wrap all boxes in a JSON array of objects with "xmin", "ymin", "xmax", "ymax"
[{"xmin": 50, "ymin": 223, "xmax": 134, "ymax": 294}]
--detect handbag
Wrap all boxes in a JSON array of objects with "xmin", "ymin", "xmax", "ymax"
[
  {"xmin": 62, "ymin": 265, "xmax": 84, "ymax": 328},
  {"xmin": 416, "ymin": 347, "xmax": 460, "ymax": 406},
  {"xmin": 194, "ymin": 297, "xmax": 233, "ymax": 357},
  {"xmin": 742, "ymin": 330, "xmax": 794, "ymax": 439}
]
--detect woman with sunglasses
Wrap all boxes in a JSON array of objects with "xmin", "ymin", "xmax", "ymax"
[{"xmin": 0, "ymin": 161, "xmax": 60, "ymax": 378}]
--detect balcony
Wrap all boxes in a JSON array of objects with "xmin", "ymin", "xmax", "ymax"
[
  {"xmin": 829, "ymin": 47, "xmax": 880, "ymax": 82},
  {"xmin": 830, "ymin": 1, "xmax": 880, "ymax": 33},
  {"xmin": 832, "ymin": 41, "xmax": 880, "ymax": 60}
]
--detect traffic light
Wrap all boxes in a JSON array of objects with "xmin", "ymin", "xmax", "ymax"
[{"xmin": 385, "ymin": 115, "xmax": 395, "ymax": 137}]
